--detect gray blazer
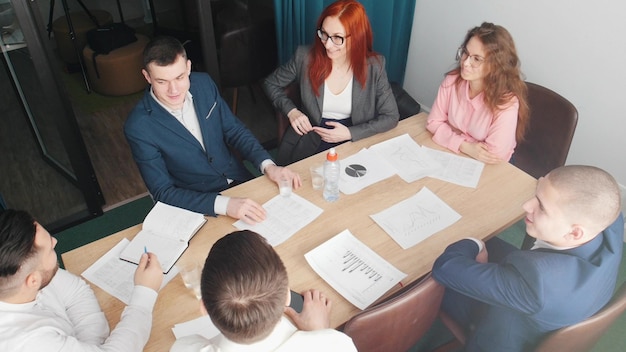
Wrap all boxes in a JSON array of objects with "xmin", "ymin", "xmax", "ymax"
[{"xmin": 264, "ymin": 46, "xmax": 399, "ymax": 142}]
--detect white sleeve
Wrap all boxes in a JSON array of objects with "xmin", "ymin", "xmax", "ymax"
[
  {"xmin": 21, "ymin": 283, "xmax": 157, "ymax": 352},
  {"xmin": 47, "ymin": 269, "xmax": 110, "ymax": 344}
]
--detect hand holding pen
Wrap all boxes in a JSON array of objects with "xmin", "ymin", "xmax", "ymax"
[{"xmin": 134, "ymin": 248, "xmax": 164, "ymax": 292}]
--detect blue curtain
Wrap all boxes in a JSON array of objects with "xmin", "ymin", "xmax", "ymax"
[{"xmin": 272, "ymin": 0, "xmax": 416, "ymax": 84}]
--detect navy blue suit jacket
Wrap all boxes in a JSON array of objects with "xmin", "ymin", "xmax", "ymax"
[
  {"xmin": 433, "ymin": 214, "xmax": 624, "ymax": 352},
  {"xmin": 124, "ymin": 73, "xmax": 271, "ymax": 216}
]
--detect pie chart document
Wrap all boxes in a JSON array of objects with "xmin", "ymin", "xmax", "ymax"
[{"xmin": 338, "ymin": 148, "xmax": 396, "ymax": 195}]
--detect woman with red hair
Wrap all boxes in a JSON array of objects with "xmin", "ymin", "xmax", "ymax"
[
  {"xmin": 264, "ymin": 0, "xmax": 399, "ymax": 165},
  {"xmin": 426, "ymin": 22, "xmax": 529, "ymax": 164}
]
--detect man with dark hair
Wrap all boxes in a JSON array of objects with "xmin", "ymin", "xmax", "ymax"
[
  {"xmin": 170, "ymin": 230, "xmax": 357, "ymax": 351},
  {"xmin": 125, "ymin": 36, "xmax": 301, "ymax": 224},
  {"xmin": 433, "ymin": 165, "xmax": 624, "ymax": 351},
  {"xmin": 0, "ymin": 209, "xmax": 163, "ymax": 351}
]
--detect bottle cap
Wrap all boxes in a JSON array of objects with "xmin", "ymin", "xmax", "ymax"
[{"xmin": 326, "ymin": 148, "xmax": 338, "ymax": 161}]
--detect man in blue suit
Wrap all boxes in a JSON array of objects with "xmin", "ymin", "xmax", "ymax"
[
  {"xmin": 433, "ymin": 165, "xmax": 624, "ymax": 351},
  {"xmin": 125, "ymin": 36, "xmax": 301, "ymax": 224}
]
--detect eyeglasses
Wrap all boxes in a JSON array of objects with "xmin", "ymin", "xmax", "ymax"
[
  {"xmin": 317, "ymin": 29, "xmax": 349, "ymax": 46},
  {"xmin": 456, "ymin": 47, "xmax": 485, "ymax": 68}
]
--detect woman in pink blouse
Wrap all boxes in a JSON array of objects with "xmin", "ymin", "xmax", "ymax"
[{"xmin": 426, "ymin": 22, "xmax": 529, "ymax": 164}]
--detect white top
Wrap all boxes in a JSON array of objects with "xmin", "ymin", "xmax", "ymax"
[
  {"xmin": 322, "ymin": 79, "xmax": 353, "ymax": 121},
  {"xmin": 170, "ymin": 316, "xmax": 357, "ymax": 352},
  {"xmin": 151, "ymin": 89, "xmax": 205, "ymax": 150},
  {"xmin": 0, "ymin": 269, "xmax": 157, "ymax": 352}
]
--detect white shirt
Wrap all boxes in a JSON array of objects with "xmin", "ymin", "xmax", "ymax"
[
  {"xmin": 0, "ymin": 269, "xmax": 157, "ymax": 352},
  {"xmin": 322, "ymin": 79, "xmax": 352, "ymax": 121},
  {"xmin": 170, "ymin": 316, "xmax": 357, "ymax": 352},
  {"xmin": 151, "ymin": 90, "xmax": 205, "ymax": 149}
]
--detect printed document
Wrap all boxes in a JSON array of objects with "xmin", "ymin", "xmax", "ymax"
[
  {"xmin": 82, "ymin": 238, "xmax": 178, "ymax": 304},
  {"xmin": 305, "ymin": 229, "xmax": 407, "ymax": 310},
  {"xmin": 370, "ymin": 187, "xmax": 462, "ymax": 249},
  {"xmin": 338, "ymin": 148, "xmax": 397, "ymax": 194},
  {"xmin": 234, "ymin": 193, "xmax": 323, "ymax": 246},
  {"xmin": 369, "ymin": 133, "xmax": 442, "ymax": 183},
  {"xmin": 422, "ymin": 146, "xmax": 484, "ymax": 188}
]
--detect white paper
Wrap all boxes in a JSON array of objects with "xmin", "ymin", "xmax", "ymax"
[
  {"xmin": 370, "ymin": 187, "xmax": 462, "ymax": 249},
  {"xmin": 233, "ymin": 193, "xmax": 323, "ymax": 246},
  {"xmin": 304, "ymin": 229, "xmax": 407, "ymax": 310},
  {"xmin": 172, "ymin": 316, "xmax": 220, "ymax": 340},
  {"xmin": 82, "ymin": 238, "xmax": 178, "ymax": 304},
  {"xmin": 369, "ymin": 134, "xmax": 443, "ymax": 183},
  {"xmin": 422, "ymin": 146, "xmax": 484, "ymax": 188},
  {"xmin": 338, "ymin": 148, "xmax": 397, "ymax": 195}
]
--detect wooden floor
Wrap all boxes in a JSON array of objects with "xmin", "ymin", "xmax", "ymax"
[{"xmin": 1, "ymin": 49, "xmax": 87, "ymax": 225}]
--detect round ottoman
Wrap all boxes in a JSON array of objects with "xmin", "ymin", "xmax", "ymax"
[
  {"xmin": 52, "ymin": 10, "xmax": 113, "ymax": 64},
  {"xmin": 83, "ymin": 34, "xmax": 150, "ymax": 96}
]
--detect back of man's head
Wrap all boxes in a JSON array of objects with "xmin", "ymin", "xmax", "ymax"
[
  {"xmin": 201, "ymin": 230, "xmax": 288, "ymax": 343},
  {"xmin": 142, "ymin": 35, "xmax": 187, "ymax": 70},
  {"xmin": 547, "ymin": 165, "xmax": 621, "ymax": 234},
  {"xmin": 0, "ymin": 210, "xmax": 36, "ymax": 298}
]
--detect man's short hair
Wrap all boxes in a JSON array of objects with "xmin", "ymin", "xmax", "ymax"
[
  {"xmin": 142, "ymin": 36, "xmax": 188, "ymax": 70},
  {"xmin": 547, "ymin": 165, "xmax": 621, "ymax": 231},
  {"xmin": 201, "ymin": 230, "xmax": 289, "ymax": 343},
  {"xmin": 0, "ymin": 210, "xmax": 37, "ymax": 297}
]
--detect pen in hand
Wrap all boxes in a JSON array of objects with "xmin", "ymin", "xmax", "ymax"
[{"xmin": 144, "ymin": 246, "xmax": 150, "ymax": 266}]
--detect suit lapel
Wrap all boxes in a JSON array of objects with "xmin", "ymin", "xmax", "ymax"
[
  {"xmin": 351, "ymin": 77, "xmax": 365, "ymax": 120},
  {"xmin": 147, "ymin": 96, "xmax": 205, "ymax": 151}
]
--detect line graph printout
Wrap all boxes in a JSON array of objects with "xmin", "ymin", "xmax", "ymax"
[
  {"xmin": 422, "ymin": 146, "xmax": 484, "ymax": 188},
  {"xmin": 369, "ymin": 133, "xmax": 443, "ymax": 183},
  {"xmin": 305, "ymin": 229, "xmax": 407, "ymax": 310},
  {"xmin": 233, "ymin": 193, "xmax": 323, "ymax": 246},
  {"xmin": 370, "ymin": 187, "xmax": 462, "ymax": 249}
]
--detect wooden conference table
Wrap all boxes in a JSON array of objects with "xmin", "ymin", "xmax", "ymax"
[{"xmin": 63, "ymin": 112, "xmax": 536, "ymax": 351}]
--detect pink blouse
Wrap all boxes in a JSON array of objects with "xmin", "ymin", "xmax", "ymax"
[{"xmin": 426, "ymin": 74, "xmax": 519, "ymax": 161}]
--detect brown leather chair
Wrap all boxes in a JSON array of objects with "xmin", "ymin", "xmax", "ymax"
[
  {"xmin": 515, "ymin": 82, "xmax": 578, "ymax": 249},
  {"xmin": 436, "ymin": 281, "xmax": 626, "ymax": 352},
  {"xmin": 341, "ymin": 273, "xmax": 444, "ymax": 352},
  {"xmin": 514, "ymin": 82, "xmax": 578, "ymax": 180}
]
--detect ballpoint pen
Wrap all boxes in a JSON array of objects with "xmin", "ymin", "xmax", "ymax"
[{"xmin": 144, "ymin": 246, "xmax": 151, "ymax": 265}]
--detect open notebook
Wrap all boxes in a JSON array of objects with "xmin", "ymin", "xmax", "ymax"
[{"xmin": 119, "ymin": 201, "xmax": 206, "ymax": 273}]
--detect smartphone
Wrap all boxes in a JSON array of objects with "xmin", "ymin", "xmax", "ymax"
[{"xmin": 289, "ymin": 290, "xmax": 304, "ymax": 313}]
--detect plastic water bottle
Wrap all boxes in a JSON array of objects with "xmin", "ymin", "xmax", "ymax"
[{"xmin": 323, "ymin": 148, "xmax": 340, "ymax": 202}]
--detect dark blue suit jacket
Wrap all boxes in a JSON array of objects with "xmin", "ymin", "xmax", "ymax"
[
  {"xmin": 433, "ymin": 214, "xmax": 624, "ymax": 352},
  {"xmin": 124, "ymin": 73, "xmax": 271, "ymax": 216}
]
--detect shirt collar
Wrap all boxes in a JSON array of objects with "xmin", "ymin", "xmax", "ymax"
[
  {"xmin": 531, "ymin": 238, "xmax": 576, "ymax": 251},
  {"xmin": 149, "ymin": 88, "xmax": 194, "ymax": 116}
]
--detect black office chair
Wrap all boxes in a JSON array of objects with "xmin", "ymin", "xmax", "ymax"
[{"xmin": 216, "ymin": 0, "xmax": 278, "ymax": 114}]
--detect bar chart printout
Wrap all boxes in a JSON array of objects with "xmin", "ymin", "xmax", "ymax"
[{"xmin": 305, "ymin": 229, "xmax": 407, "ymax": 310}]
